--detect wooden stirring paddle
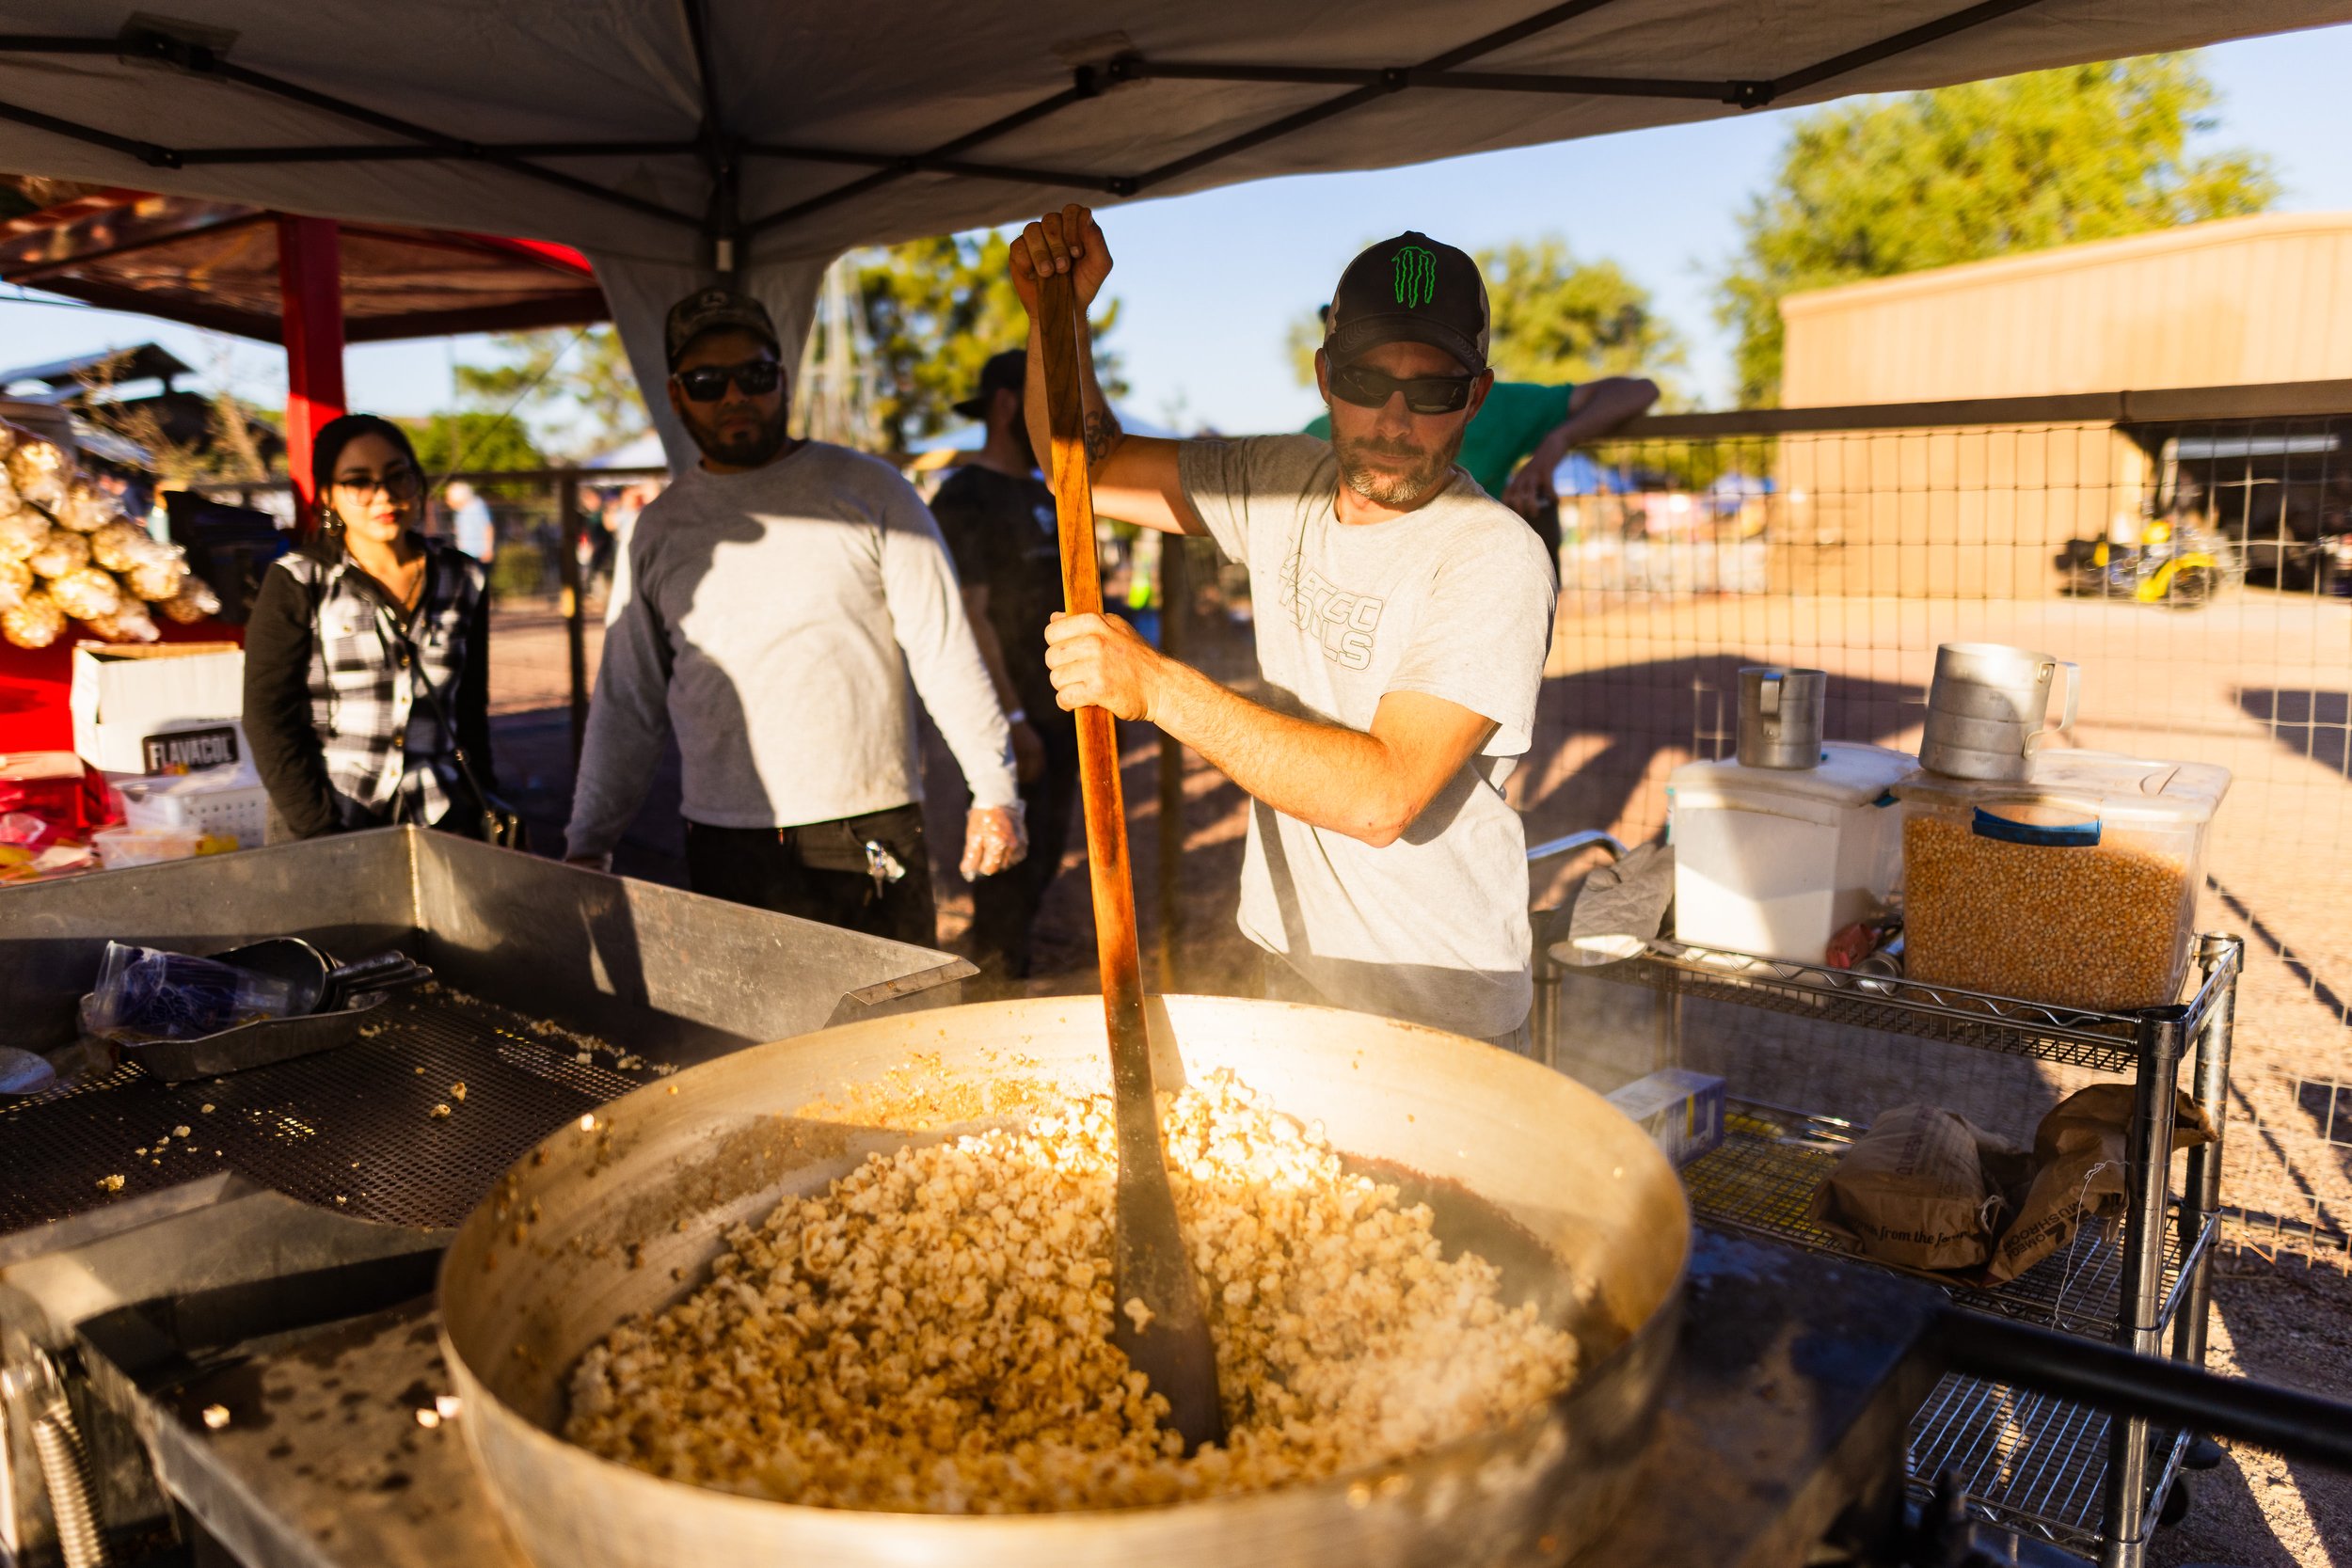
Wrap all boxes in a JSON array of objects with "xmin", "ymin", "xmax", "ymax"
[{"xmin": 1034, "ymin": 267, "xmax": 1224, "ymax": 1452}]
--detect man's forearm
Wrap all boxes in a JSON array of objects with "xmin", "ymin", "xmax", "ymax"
[
  {"xmin": 1023, "ymin": 310, "xmax": 1123, "ymax": 497},
  {"xmin": 1544, "ymin": 377, "xmax": 1661, "ymax": 454},
  {"xmin": 564, "ymin": 697, "xmax": 660, "ymax": 861},
  {"xmin": 883, "ymin": 536, "xmax": 1019, "ymax": 813},
  {"xmin": 562, "ymin": 610, "xmax": 667, "ymax": 859},
  {"xmin": 1149, "ymin": 661, "xmax": 1415, "ymax": 847}
]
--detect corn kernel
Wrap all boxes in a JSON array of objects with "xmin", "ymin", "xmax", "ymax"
[{"xmin": 1903, "ymin": 816, "xmax": 2191, "ymax": 1010}]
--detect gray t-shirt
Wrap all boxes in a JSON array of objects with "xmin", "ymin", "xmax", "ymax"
[{"xmin": 1179, "ymin": 434, "xmax": 1557, "ymax": 1037}]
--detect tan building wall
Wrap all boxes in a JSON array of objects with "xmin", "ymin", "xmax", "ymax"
[
  {"xmin": 1767, "ymin": 214, "xmax": 2346, "ymax": 595},
  {"xmin": 1772, "ymin": 424, "xmax": 2150, "ymax": 598},
  {"xmin": 1781, "ymin": 212, "xmax": 2352, "ymax": 406}
]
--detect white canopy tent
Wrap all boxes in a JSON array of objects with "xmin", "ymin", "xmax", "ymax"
[{"xmin": 5, "ymin": 1, "xmax": 2348, "ymax": 462}]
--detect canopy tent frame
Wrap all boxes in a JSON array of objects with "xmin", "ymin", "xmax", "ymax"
[
  {"xmin": 0, "ymin": 0, "xmax": 2046, "ymax": 269},
  {"xmin": 2, "ymin": 204, "xmax": 270, "ymax": 283},
  {"xmin": 2, "ymin": 184, "xmax": 605, "ymax": 343}
]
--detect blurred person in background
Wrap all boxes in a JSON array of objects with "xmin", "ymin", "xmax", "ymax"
[
  {"xmin": 596, "ymin": 478, "xmax": 662, "ymax": 617},
  {"xmin": 244, "ymin": 414, "xmax": 496, "ymax": 841},
  {"xmin": 443, "ymin": 480, "xmax": 495, "ymax": 561},
  {"xmin": 930, "ymin": 348, "xmax": 1080, "ymax": 986},
  {"xmin": 563, "ymin": 288, "xmax": 1025, "ymax": 942}
]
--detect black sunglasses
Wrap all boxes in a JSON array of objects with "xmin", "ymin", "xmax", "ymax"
[
  {"xmin": 331, "ymin": 465, "xmax": 421, "ymax": 499},
  {"xmin": 1329, "ymin": 361, "xmax": 1478, "ymax": 416},
  {"xmin": 673, "ymin": 358, "xmax": 783, "ymax": 403}
]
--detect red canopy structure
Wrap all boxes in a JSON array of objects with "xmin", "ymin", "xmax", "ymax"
[
  {"xmin": 2, "ymin": 177, "xmax": 607, "ymax": 502},
  {"xmin": 0, "ymin": 179, "xmax": 611, "ymax": 752}
]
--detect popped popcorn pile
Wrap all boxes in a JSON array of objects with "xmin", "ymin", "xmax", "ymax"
[{"xmin": 564, "ymin": 1070, "xmax": 1577, "ymax": 1513}]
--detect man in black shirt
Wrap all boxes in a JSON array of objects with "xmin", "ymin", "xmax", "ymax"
[{"xmin": 930, "ymin": 350, "xmax": 1082, "ymax": 983}]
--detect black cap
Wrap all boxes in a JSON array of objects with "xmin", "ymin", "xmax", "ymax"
[
  {"xmin": 663, "ymin": 286, "xmax": 780, "ymax": 370},
  {"xmin": 955, "ymin": 349, "xmax": 1026, "ymax": 420},
  {"xmin": 1324, "ymin": 231, "xmax": 1488, "ymax": 373}
]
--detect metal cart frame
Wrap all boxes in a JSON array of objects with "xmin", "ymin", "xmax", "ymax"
[{"xmin": 1549, "ymin": 929, "xmax": 2241, "ymax": 1568}]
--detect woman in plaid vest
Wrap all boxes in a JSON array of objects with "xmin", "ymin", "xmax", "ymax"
[{"xmin": 244, "ymin": 415, "xmax": 496, "ymax": 841}]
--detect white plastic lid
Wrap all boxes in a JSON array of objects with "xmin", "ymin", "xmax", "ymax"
[
  {"xmin": 1894, "ymin": 749, "xmax": 2232, "ymax": 826},
  {"xmin": 1670, "ymin": 741, "xmax": 1917, "ymax": 811}
]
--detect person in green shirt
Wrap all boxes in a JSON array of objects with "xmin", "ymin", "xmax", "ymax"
[{"xmin": 1303, "ymin": 308, "xmax": 1658, "ymax": 562}]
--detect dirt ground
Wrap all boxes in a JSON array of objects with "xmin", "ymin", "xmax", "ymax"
[
  {"xmin": 487, "ymin": 583, "xmax": 2352, "ymax": 1565},
  {"xmin": 2150, "ymin": 1257, "xmax": 2352, "ymax": 1566}
]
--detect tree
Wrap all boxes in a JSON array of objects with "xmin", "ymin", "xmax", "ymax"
[
  {"xmin": 1716, "ymin": 54, "xmax": 2277, "ymax": 407},
  {"xmin": 450, "ymin": 234, "xmax": 1121, "ymax": 459},
  {"xmin": 1478, "ymin": 240, "xmax": 1686, "ymax": 390},
  {"xmin": 453, "ymin": 325, "xmax": 647, "ymax": 459},
  {"xmin": 853, "ymin": 231, "xmax": 1120, "ymax": 454},
  {"xmin": 65, "ymin": 342, "xmax": 282, "ymax": 486},
  {"xmin": 1286, "ymin": 238, "xmax": 1685, "ymax": 392},
  {"xmin": 401, "ymin": 412, "xmax": 544, "ymax": 489}
]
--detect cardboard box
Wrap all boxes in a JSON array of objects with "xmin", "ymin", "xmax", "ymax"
[
  {"xmin": 1605, "ymin": 1069, "xmax": 1727, "ymax": 1167},
  {"xmin": 70, "ymin": 642, "xmax": 243, "ymax": 776}
]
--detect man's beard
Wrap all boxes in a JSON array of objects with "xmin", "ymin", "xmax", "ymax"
[
  {"xmin": 687, "ymin": 401, "xmax": 793, "ymax": 467},
  {"xmin": 1334, "ymin": 426, "xmax": 1465, "ymax": 507}
]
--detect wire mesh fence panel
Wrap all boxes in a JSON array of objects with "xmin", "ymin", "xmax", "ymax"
[
  {"xmin": 191, "ymin": 467, "xmax": 668, "ymax": 610},
  {"xmin": 1516, "ymin": 402, "xmax": 2351, "ymax": 1269}
]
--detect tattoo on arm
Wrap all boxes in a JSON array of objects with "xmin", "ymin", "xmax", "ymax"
[{"xmin": 1083, "ymin": 408, "xmax": 1123, "ymax": 469}]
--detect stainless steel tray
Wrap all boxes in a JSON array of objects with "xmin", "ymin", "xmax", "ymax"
[{"xmin": 0, "ymin": 828, "xmax": 973, "ymax": 1243}]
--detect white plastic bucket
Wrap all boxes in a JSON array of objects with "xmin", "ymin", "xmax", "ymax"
[{"xmin": 1669, "ymin": 742, "xmax": 1915, "ymax": 964}]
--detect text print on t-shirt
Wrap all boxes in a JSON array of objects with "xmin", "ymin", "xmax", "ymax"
[{"xmin": 1279, "ymin": 553, "xmax": 1385, "ymax": 671}]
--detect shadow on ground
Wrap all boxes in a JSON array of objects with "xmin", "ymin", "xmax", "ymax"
[
  {"xmin": 2236, "ymin": 688, "xmax": 2350, "ymax": 779},
  {"xmin": 2149, "ymin": 1258, "xmax": 2352, "ymax": 1568},
  {"xmin": 1519, "ymin": 654, "xmax": 1926, "ymax": 852}
]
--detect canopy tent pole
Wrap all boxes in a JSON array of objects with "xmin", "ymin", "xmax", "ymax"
[{"xmin": 276, "ymin": 214, "xmax": 346, "ymax": 530}]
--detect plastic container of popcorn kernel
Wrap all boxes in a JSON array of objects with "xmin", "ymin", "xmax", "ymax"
[{"xmin": 1894, "ymin": 752, "xmax": 2230, "ymax": 1012}]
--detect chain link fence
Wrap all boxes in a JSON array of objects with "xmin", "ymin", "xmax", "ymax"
[
  {"xmin": 1516, "ymin": 384, "xmax": 2351, "ymax": 1270},
  {"xmin": 192, "ymin": 467, "xmax": 670, "ymax": 607}
]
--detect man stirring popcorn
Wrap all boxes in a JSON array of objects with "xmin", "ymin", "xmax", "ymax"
[{"xmin": 1011, "ymin": 208, "xmax": 1555, "ymax": 1050}]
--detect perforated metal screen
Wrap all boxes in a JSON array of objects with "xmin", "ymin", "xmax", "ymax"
[{"xmin": 1, "ymin": 988, "xmax": 658, "ymax": 1234}]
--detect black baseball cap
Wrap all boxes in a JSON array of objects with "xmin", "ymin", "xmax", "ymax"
[
  {"xmin": 1324, "ymin": 231, "xmax": 1489, "ymax": 373},
  {"xmin": 954, "ymin": 349, "xmax": 1025, "ymax": 420},
  {"xmin": 663, "ymin": 286, "xmax": 780, "ymax": 370}
]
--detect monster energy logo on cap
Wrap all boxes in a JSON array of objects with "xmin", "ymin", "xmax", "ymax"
[
  {"xmin": 1327, "ymin": 230, "xmax": 1489, "ymax": 371},
  {"xmin": 1392, "ymin": 245, "xmax": 1438, "ymax": 307}
]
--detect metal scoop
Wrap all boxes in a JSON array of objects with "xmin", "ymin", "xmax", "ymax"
[
  {"xmin": 0, "ymin": 1046, "xmax": 56, "ymax": 1098},
  {"xmin": 103, "ymin": 939, "xmax": 432, "ymax": 1084},
  {"xmin": 1037, "ymin": 266, "xmax": 1223, "ymax": 1451}
]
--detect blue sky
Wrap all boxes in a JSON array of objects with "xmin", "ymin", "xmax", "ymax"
[{"xmin": 6, "ymin": 24, "xmax": 2350, "ymax": 442}]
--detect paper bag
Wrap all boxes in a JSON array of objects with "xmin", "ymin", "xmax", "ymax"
[
  {"xmin": 1816, "ymin": 1104, "xmax": 2014, "ymax": 1271},
  {"xmin": 1981, "ymin": 1085, "xmax": 2216, "ymax": 1283}
]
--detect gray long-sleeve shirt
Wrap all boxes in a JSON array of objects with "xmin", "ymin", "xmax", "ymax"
[{"xmin": 564, "ymin": 443, "xmax": 1017, "ymax": 860}]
